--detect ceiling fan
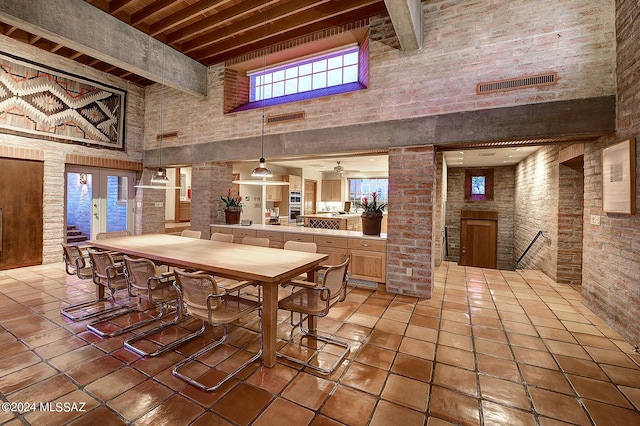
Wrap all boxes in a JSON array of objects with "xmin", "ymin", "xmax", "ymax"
[{"xmin": 334, "ymin": 161, "xmax": 359, "ymax": 175}]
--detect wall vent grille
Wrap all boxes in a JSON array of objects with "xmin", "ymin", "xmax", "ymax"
[
  {"xmin": 477, "ymin": 72, "xmax": 557, "ymax": 95},
  {"xmin": 266, "ymin": 111, "xmax": 305, "ymax": 124}
]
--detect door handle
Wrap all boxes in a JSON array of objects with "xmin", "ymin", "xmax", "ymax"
[{"xmin": 94, "ymin": 212, "xmax": 99, "ymax": 219}]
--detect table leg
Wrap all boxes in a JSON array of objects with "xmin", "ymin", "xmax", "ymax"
[
  {"xmin": 261, "ymin": 282, "xmax": 277, "ymax": 367},
  {"xmin": 96, "ymin": 283, "xmax": 104, "ymax": 299}
]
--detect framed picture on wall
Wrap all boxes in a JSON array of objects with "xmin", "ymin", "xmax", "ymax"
[{"xmin": 602, "ymin": 138, "xmax": 636, "ymax": 214}]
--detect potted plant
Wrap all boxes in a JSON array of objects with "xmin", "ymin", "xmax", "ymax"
[
  {"xmin": 354, "ymin": 192, "xmax": 387, "ymax": 235},
  {"xmin": 220, "ymin": 189, "xmax": 244, "ymax": 224}
]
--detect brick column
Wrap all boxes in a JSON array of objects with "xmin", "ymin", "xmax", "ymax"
[
  {"xmin": 386, "ymin": 146, "xmax": 435, "ymax": 299},
  {"xmin": 191, "ymin": 162, "xmax": 233, "ymax": 238},
  {"xmin": 138, "ymin": 169, "xmax": 166, "ymax": 235}
]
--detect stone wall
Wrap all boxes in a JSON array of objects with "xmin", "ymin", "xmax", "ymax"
[
  {"xmin": 514, "ymin": 147, "xmax": 559, "ymax": 280},
  {"xmin": 445, "ymin": 166, "xmax": 516, "ymax": 271},
  {"xmin": 557, "ymin": 161, "xmax": 584, "ymax": 285},
  {"xmin": 581, "ymin": 0, "xmax": 640, "ymax": 346},
  {"xmin": 0, "ymin": 35, "xmax": 145, "ymax": 263}
]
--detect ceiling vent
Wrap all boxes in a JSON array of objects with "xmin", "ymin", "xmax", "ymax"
[
  {"xmin": 266, "ymin": 111, "xmax": 305, "ymax": 124},
  {"xmin": 477, "ymin": 72, "xmax": 557, "ymax": 95}
]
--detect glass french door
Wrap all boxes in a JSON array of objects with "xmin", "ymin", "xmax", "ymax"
[{"xmin": 65, "ymin": 167, "xmax": 135, "ymax": 242}]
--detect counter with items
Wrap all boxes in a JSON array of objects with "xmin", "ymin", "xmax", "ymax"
[
  {"xmin": 298, "ymin": 213, "xmax": 362, "ymax": 231},
  {"xmin": 210, "ymin": 223, "xmax": 386, "ymax": 284}
]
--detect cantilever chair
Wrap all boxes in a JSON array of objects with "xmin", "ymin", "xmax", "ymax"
[
  {"xmin": 277, "ymin": 257, "xmax": 350, "ymax": 374},
  {"xmin": 87, "ymin": 255, "xmax": 180, "ymax": 340},
  {"xmin": 60, "ymin": 246, "xmax": 131, "ymax": 321},
  {"xmin": 121, "ymin": 256, "xmax": 194, "ymax": 356},
  {"xmin": 181, "ymin": 229, "xmax": 202, "ymax": 239},
  {"xmin": 172, "ymin": 268, "xmax": 262, "ymax": 392},
  {"xmin": 210, "ymin": 232, "xmax": 234, "ymax": 243},
  {"xmin": 96, "ymin": 230, "xmax": 131, "ymax": 239}
]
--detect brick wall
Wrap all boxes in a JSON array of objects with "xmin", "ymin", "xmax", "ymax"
[
  {"xmin": 557, "ymin": 161, "xmax": 584, "ymax": 285},
  {"xmin": 141, "ymin": 0, "xmax": 616, "ymax": 154},
  {"xmin": 581, "ymin": 0, "xmax": 639, "ymax": 346},
  {"xmin": 386, "ymin": 146, "xmax": 435, "ymax": 298},
  {"xmin": 514, "ymin": 147, "xmax": 559, "ymax": 279},
  {"xmin": 191, "ymin": 162, "xmax": 234, "ymax": 238},
  {"xmin": 0, "ymin": 35, "xmax": 145, "ymax": 264},
  {"xmin": 445, "ymin": 166, "xmax": 516, "ymax": 270}
]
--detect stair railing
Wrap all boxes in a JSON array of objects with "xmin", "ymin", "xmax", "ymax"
[{"xmin": 516, "ymin": 230, "xmax": 547, "ymax": 269}]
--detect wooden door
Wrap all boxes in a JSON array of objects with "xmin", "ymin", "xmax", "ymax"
[
  {"xmin": 459, "ymin": 211, "xmax": 497, "ymax": 269},
  {"xmin": 304, "ymin": 180, "xmax": 316, "ymax": 214},
  {"xmin": 0, "ymin": 158, "xmax": 43, "ymax": 270}
]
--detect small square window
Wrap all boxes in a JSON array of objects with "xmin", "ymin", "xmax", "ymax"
[{"xmin": 465, "ymin": 169, "xmax": 494, "ymax": 201}]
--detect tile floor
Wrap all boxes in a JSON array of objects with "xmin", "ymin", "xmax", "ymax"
[{"xmin": 0, "ymin": 261, "xmax": 639, "ymax": 425}]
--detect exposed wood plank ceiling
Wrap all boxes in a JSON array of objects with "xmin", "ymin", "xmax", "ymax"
[{"xmin": 0, "ymin": 0, "xmax": 390, "ymax": 87}]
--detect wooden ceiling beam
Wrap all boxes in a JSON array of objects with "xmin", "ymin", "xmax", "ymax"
[
  {"xmin": 165, "ymin": 0, "xmax": 278, "ymax": 44},
  {"xmin": 181, "ymin": 0, "xmax": 338, "ymax": 53},
  {"xmin": 131, "ymin": 0, "xmax": 181, "ymax": 26},
  {"xmin": 148, "ymin": 0, "xmax": 233, "ymax": 35},
  {"xmin": 200, "ymin": 3, "xmax": 388, "ymax": 64},
  {"xmin": 191, "ymin": 1, "xmax": 383, "ymax": 60},
  {"xmin": 109, "ymin": 0, "xmax": 134, "ymax": 15}
]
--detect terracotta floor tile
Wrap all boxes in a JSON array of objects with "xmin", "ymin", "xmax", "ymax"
[
  {"xmin": 7, "ymin": 374, "xmax": 77, "ymax": 407},
  {"xmin": 554, "ymin": 354, "xmax": 609, "ymax": 380},
  {"xmin": 471, "ymin": 326, "xmax": 508, "ymax": 343},
  {"xmin": 366, "ymin": 329, "xmax": 402, "ymax": 350},
  {"xmin": 49, "ymin": 345, "xmax": 105, "ymax": 371},
  {"xmin": 583, "ymin": 399, "xmax": 640, "ymax": 426},
  {"xmin": 66, "ymin": 355, "xmax": 125, "ymax": 386},
  {"xmin": 566, "ymin": 374, "xmax": 634, "ymax": 408},
  {"xmin": 107, "ymin": 380, "xmax": 173, "ymax": 422},
  {"xmin": 520, "ymin": 364, "xmax": 573, "ymax": 394},
  {"xmin": 85, "ymin": 367, "xmax": 148, "ymax": 402},
  {"xmin": 409, "ymin": 313, "xmax": 440, "ymax": 329},
  {"xmin": 355, "ymin": 343, "xmax": 395, "ymax": 369},
  {"xmin": 561, "ymin": 321, "xmax": 604, "ymax": 336},
  {"xmin": 528, "ymin": 387, "xmax": 592, "ymax": 425},
  {"xmin": 512, "ymin": 346, "xmax": 559, "ymax": 370},
  {"xmin": 399, "ymin": 337, "xmax": 435, "ymax": 360},
  {"xmin": 381, "ymin": 373, "xmax": 429, "ymax": 411},
  {"xmin": 0, "ymin": 351, "xmax": 41, "ymax": 376},
  {"xmin": 374, "ymin": 318, "xmax": 407, "ymax": 335},
  {"xmin": 341, "ymin": 362, "xmax": 388, "ymax": 395},
  {"xmin": 535, "ymin": 326, "xmax": 578, "ymax": 343},
  {"xmin": 370, "ymin": 400, "xmax": 426, "ymax": 426},
  {"xmin": 429, "ymin": 386, "xmax": 480, "ymax": 426},
  {"xmin": 479, "ymin": 375, "xmax": 531, "ymax": 410},
  {"xmin": 320, "ymin": 385, "xmax": 377, "ymax": 426},
  {"xmin": 619, "ymin": 386, "xmax": 640, "ymax": 411},
  {"xmin": 282, "ymin": 372, "xmax": 334, "ymax": 410},
  {"xmin": 545, "ymin": 340, "xmax": 591, "ymax": 360},
  {"xmin": 572, "ymin": 332, "xmax": 619, "ymax": 350},
  {"xmin": 481, "ymin": 400, "xmax": 537, "ymax": 426},
  {"xmin": 253, "ymin": 398, "xmax": 315, "ymax": 426},
  {"xmin": 0, "ymin": 361, "xmax": 58, "ymax": 395},
  {"xmin": 476, "ymin": 354, "xmax": 521, "ymax": 382},
  {"xmin": 474, "ymin": 338, "xmax": 514, "ymax": 360},
  {"xmin": 435, "ymin": 345, "xmax": 475, "ymax": 370},
  {"xmin": 404, "ymin": 324, "xmax": 438, "ymax": 342},
  {"xmin": 246, "ymin": 363, "xmax": 297, "ymax": 394},
  {"xmin": 438, "ymin": 331, "xmax": 473, "ymax": 351},
  {"xmin": 189, "ymin": 412, "xmax": 233, "ymax": 426},
  {"xmin": 433, "ymin": 363, "xmax": 477, "ymax": 397},
  {"xmin": 213, "ymin": 383, "xmax": 273, "ymax": 425},
  {"xmin": 390, "ymin": 353, "xmax": 433, "ymax": 382},
  {"xmin": 133, "ymin": 394, "xmax": 204, "ymax": 426},
  {"xmin": 66, "ymin": 405, "xmax": 127, "ymax": 426},
  {"xmin": 584, "ymin": 346, "xmax": 638, "ymax": 368},
  {"xmin": 23, "ymin": 389, "xmax": 100, "ymax": 426}
]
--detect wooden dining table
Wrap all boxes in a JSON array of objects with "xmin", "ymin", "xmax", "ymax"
[{"xmin": 86, "ymin": 233, "xmax": 328, "ymax": 367}]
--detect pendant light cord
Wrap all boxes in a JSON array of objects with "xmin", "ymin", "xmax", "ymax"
[{"xmin": 261, "ymin": 0, "xmax": 267, "ymax": 160}]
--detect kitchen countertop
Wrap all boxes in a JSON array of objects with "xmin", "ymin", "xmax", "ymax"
[
  {"xmin": 211, "ymin": 223, "xmax": 386, "ymax": 240},
  {"xmin": 299, "ymin": 213, "xmax": 361, "ymax": 219}
]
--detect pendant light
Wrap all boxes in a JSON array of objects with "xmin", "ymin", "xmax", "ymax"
[
  {"xmin": 251, "ymin": 0, "xmax": 272, "ymax": 179},
  {"xmin": 135, "ymin": 3, "xmax": 178, "ymax": 190}
]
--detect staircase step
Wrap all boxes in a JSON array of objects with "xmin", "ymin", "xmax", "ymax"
[
  {"xmin": 67, "ymin": 230, "xmax": 83, "ymax": 236},
  {"xmin": 67, "ymin": 235, "xmax": 88, "ymax": 243}
]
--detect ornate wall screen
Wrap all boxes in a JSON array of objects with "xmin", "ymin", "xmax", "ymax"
[{"xmin": 0, "ymin": 53, "xmax": 126, "ymax": 150}]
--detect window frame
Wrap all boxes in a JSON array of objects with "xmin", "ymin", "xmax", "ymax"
[{"xmin": 464, "ymin": 168, "xmax": 494, "ymax": 202}]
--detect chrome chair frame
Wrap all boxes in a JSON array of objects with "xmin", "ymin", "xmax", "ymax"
[
  {"xmin": 171, "ymin": 268, "xmax": 262, "ymax": 392},
  {"xmin": 60, "ymin": 245, "xmax": 131, "ymax": 321},
  {"xmin": 277, "ymin": 257, "xmax": 351, "ymax": 374}
]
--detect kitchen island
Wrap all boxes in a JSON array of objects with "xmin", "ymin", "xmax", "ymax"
[
  {"xmin": 210, "ymin": 223, "xmax": 386, "ymax": 286},
  {"xmin": 299, "ymin": 213, "xmax": 362, "ymax": 231}
]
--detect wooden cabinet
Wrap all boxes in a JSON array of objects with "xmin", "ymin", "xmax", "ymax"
[
  {"xmin": 314, "ymin": 235, "xmax": 348, "ymax": 266},
  {"xmin": 257, "ymin": 230, "xmax": 284, "ymax": 249},
  {"xmin": 287, "ymin": 175, "xmax": 302, "ymax": 192},
  {"xmin": 321, "ymin": 180, "xmax": 341, "ymax": 201},
  {"xmin": 265, "ymin": 181, "xmax": 283, "ymax": 202},
  {"xmin": 232, "ymin": 228, "xmax": 257, "ymax": 241},
  {"xmin": 347, "ymin": 238, "xmax": 386, "ymax": 283}
]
